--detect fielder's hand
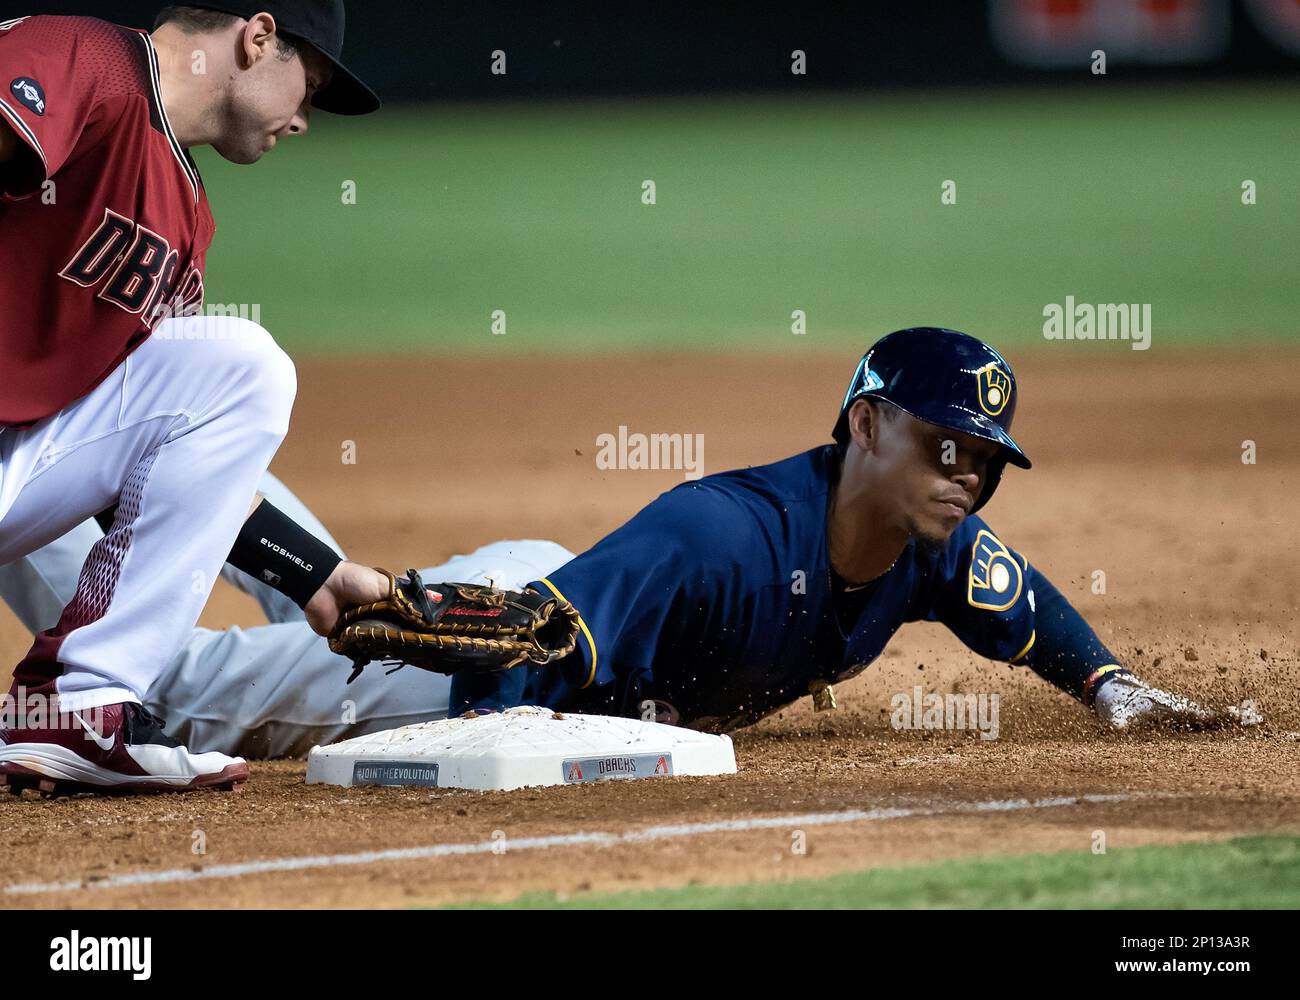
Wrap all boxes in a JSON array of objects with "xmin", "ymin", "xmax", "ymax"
[
  {"xmin": 326, "ymin": 568, "xmax": 581, "ymax": 683},
  {"xmin": 304, "ymin": 562, "xmax": 391, "ymax": 637}
]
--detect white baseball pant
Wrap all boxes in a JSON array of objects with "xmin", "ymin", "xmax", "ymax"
[
  {"xmin": 0, "ymin": 316, "xmax": 295, "ymax": 712},
  {"xmin": 0, "ymin": 470, "xmax": 575, "ymax": 758}
]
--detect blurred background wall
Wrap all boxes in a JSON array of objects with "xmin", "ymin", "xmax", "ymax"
[{"xmin": 32, "ymin": 0, "xmax": 1300, "ymax": 98}]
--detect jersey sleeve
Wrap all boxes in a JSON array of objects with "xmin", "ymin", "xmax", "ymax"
[
  {"xmin": 538, "ymin": 484, "xmax": 747, "ymax": 690},
  {"xmin": 906, "ymin": 514, "xmax": 1038, "ymax": 665},
  {"xmin": 1016, "ymin": 564, "xmax": 1125, "ymax": 704},
  {"xmin": 0, "ymin": 17, "xmax": 100, "ymax": 193},
  {"xmin": 907, "ymin": 514, "xmax": 1125, "ymax": 702},
  {"xmin": 449, "ymin": 483, "xmax": 749, "ymax": 715}
]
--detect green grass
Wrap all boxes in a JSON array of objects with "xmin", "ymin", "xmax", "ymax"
[
  {"xmin": 194, "ymin": 84, "xmax": 1300, "ymax": 353},
  {"xmin": 449, "ymin": 835, "xmax": 1300, "ymax": 909}
]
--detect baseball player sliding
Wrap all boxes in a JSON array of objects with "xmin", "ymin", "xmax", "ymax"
[
  {"xmin": 1, "ymin": 329, "xmax": 1260, "ymax": 761},
  {"xmin": 0, "ymin": 4, "xmax": 395, "ymax": 795}
]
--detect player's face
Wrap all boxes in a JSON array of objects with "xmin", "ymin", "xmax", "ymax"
[
  {"xmin": 215, "ymin": 39, "xmax": 332, "ymax": 164},
  {"xmin": 885, "ymin": 414, "xmax": 1000, "ymax": 550}
]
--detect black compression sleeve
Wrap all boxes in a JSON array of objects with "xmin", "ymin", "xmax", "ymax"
[{"xmin": 228, "ymin": 500, "xmax": 343, "ymax": 609}]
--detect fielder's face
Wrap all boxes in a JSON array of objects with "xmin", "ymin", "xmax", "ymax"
[{"xmin": 213, "ymin": 23, "xmax": 333, "ymax": 165}]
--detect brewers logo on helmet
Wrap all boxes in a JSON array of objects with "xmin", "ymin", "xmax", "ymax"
[{"xmin": 976, "ymin": 363, "xmax": 1012, "ymax": 417}]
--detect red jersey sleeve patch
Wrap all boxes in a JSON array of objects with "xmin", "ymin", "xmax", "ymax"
[{"xmin": 0, "ymin": 16, "xmax": 103, "ymax": 190}]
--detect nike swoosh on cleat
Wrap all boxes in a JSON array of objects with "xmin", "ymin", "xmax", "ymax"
[{"xmin": 72, "ymin": 711, "xmax": 116, "ymax": 752}]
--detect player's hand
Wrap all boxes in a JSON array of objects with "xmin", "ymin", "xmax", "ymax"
[
  {"xmin": 326, "ymin": 568, "xmax": 581, "ymax": 682},
  {"xmin": 1094, "ymin": 674, "xmax": 1263, "ymax": 731},
  {"xmin": 304, "ymin": 561, "xmax": 392, "ymax": 636}
]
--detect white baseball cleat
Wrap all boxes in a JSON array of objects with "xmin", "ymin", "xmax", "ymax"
[{"xmin": 1093, "ymin": 674, "xmax": 1263, "ymax": 732}]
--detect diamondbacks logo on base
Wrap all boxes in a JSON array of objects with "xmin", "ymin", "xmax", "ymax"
[
  {"xmin": 967, "ymin": 528, "xmax": 1023, "ymax": 612},
  {"xmin": 562, "ymin": 753, "xmax": 674, "ymax": 783},
  {"xmin": 975, "ymin": 362, "xmax": 1011, "ymax": 416},
  {"xmin": 10, "ymin": 76, "xmax": 44, "ymax": 116}
]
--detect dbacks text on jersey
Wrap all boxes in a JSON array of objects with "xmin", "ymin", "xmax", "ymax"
[{"xmin": 59, "ymin": 208, "xmax": 204, "ymax": 326}]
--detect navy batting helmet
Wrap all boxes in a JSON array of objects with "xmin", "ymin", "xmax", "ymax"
[{"xmin": 832, "ymin": 327, "xmax": 1031, "ymax": 513}]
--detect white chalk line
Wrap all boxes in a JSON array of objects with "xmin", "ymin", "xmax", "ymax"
[{"xmin": 4, "ymin": 792, "xmax": 1141, "ymax": 897}]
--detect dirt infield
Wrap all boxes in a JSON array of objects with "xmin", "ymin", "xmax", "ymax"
[{"xmin": 2, "ymin": 345, "xmax": 1298, "ymax": 909}]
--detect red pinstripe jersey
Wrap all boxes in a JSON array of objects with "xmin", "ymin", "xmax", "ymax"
[{"xmin": 0, "ymin": 15, "xmax": 214, "ymax": 425}]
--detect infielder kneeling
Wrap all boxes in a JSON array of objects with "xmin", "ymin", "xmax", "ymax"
[{"xmin": 0, "ymin": 329, "xmax": 1257, "ymax": 759}]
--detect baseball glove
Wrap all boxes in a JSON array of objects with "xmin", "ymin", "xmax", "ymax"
[{"xmin": 328, "ymin": 568, "xmax": 581, "ymax": 683}]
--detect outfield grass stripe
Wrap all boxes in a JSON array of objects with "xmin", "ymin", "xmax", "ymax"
[
  {"xmin": 2, "ymin": 792, "xmax": 1138, "ymax": 897},
  {"xmin": 470, "ymin": 835, "xmax": 1300, "ymax": 910},
  {"xmin": 193, "ymin": 86, "xmax": 1300, "ymax": 353}
]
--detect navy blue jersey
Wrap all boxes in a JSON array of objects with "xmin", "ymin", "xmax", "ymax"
[{"xmin": 451, "ymin": 445, "xmax": 1113, "ymax": 730}]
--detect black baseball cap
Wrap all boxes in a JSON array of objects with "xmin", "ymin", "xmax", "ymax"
[{"xmin": 180, "ymin": 1, "xmax": 380, "ymax": 115}]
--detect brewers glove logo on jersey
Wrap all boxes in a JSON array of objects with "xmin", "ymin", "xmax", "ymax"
[{"xmin": 967, "ymin": 528, "xmax": 1023, "ymax": 612}]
